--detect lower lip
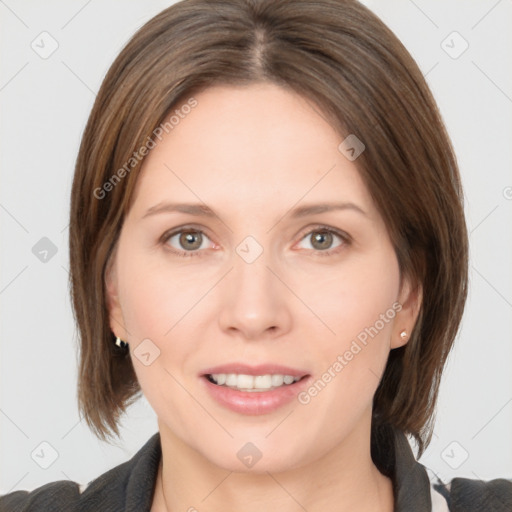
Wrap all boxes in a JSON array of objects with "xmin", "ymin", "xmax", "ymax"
[{"xmin": 201, "ymin": 375, "xmax": 311, "ymax": 415}]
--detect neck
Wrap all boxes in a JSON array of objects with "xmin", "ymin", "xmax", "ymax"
[{"xmin": 152, "ymin": 416, "xmax": 394, "ymax": 512}]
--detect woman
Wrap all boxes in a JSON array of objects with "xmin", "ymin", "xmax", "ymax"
[{"xmin": 1, "ymin": 0, "xmax": 510, "ymax": 510}]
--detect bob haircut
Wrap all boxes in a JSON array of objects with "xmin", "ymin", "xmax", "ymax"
[{"xmin": 69, "ymin": 0, "xmax": 468, "ymax": 458}]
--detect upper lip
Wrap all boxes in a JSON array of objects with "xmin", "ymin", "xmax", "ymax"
[{"xmin": 200, "ymin": 363, "xmax": 310, "ymax": 378}]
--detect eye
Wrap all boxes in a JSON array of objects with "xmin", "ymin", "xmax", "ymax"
[
  {"xmin": 296, "ymin": 226, "xmax": 350, "ymax": 256},
  {"xmin": 161, "ymin": 225, "xmax": 350, "ymax": 258},
  {"xmin": 161, "ymin": 228, "xmax": 214, "ymax": 257}
]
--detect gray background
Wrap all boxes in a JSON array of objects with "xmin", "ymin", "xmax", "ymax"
[{"xmin": 1, "ymin": 0, "xmax": 511, "ymax": 494}]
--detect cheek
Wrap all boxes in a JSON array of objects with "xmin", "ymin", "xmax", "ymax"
[
  {"xmin": 117, "ymin": 245, "xmax": 225, "ymax": 388},
  {"xmin": 300, "ymin": 248, "xmax": 400, "ymax": 347},
  {"xmin": 118, "ymin": 253, "xmax": 207, "ymax": 423},
  {"xmin": 296, "ymin": 246, "xmax": 400, "ymax": 403},
  {"xmin": 118, "ymin": 247, "xmax": 207, "ymax": 339}
]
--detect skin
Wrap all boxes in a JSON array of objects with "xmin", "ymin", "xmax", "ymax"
[{"xmin": 106, "ymin": 82, "xmax": 421, "ymax": 512}]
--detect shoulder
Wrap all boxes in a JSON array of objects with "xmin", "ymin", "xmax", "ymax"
[
  {"xmin": 0, "ymin": 480, "xmax": 81, "ymax": 512},
  {"xmin": 0, "ymin": 467, "xmax": 123, "ymax": 512},
  {"xmin": 427, "ymin": 468, "xmax": 512, "ymax": 512},
  {"xmin": 0, "ymin": 433, "xmax": 161, "ymax": 512}
]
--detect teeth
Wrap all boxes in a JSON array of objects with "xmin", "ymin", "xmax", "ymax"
[
  {"xmin": 209, "ymin": 373, "xmax": 302, "ymax": 391},
  {"xmin": 214, "ymin": 373, "xmax": 226, "ymax": 385},
  {"xmin": 225, "ymin": 374, "xmax": 237, "ymax": 387},
  {"xmin": 271, "ymin": 374, "xmax": 284, "ymax": 387}
]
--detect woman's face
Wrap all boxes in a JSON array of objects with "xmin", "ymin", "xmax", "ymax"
[{"xmin": 106, "ymin": 82, "xmax": 419, "ymax": 473}]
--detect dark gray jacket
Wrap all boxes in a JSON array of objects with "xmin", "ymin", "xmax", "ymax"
[{"xmin": 1, "ymin": 427, "xmax": 511, "ymax": 511}]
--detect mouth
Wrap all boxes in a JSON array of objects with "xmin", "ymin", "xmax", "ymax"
[
  {"xmin": 204, "ymin": 373, "xmax": 306, "ymax": 392},
  {"xmin": 199, "ymin": 364, "xmax": 312, "ymax": 414}
]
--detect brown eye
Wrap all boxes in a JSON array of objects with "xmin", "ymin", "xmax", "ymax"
[
  {"xmin": 296, "ymin": 226, "xmax": 349, "ymax": 256},
  {"xmin": 178, "ymin": 231, "xmax": 203, "ymax": 250},
  {"xmin": 310, "ymin": 230, "xmax": 334, "ymax": 250},
  {"xmin": 163, "ymin": 229, "xmax": 213, "ymax": 256}
]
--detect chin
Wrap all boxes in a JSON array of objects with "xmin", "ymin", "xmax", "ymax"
[{"xmin": 195, "ymin": 437, "xmax": 312, "ymax": 475}]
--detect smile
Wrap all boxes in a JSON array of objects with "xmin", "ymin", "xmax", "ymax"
[{"xmin": 206, "ymin": 373, "xmax": 303, "ymax": 392}]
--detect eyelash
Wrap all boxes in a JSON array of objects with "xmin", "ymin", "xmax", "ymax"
[{"xmin": 160, "ymin": 224, "xmax": 351, "ymax": 259}]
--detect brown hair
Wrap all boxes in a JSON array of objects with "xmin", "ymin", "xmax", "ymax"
[{"xmin": 69, "ymin": 0, "xmax": 468, "ymax": 458}]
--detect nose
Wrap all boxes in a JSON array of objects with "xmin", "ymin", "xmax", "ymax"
[{"xmin": 217, "ymin": 244, "xmax": 293, "ymax": 341}]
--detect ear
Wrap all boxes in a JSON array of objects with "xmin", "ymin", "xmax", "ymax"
[
  {"xmin": 104, "ymin": 253, "xmax": 128, "ymax": 341},
  {"xmin": 391, "ymin": 275, "xmax": 422, "ymax": 349}
]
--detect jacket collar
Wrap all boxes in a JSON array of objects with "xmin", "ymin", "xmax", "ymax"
[
  {"xmin": 121, "ymin": 427, "xmax": 432, "ymax": 511},
  {"xmin": 388, "ymin": 426, "xmax": 433, "ymax": 511}
]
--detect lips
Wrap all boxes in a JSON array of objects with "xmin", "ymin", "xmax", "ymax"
[
  {"xmin": 200, "ymin": 363, "xmax": 310, "ymax": 378},
  {"xmin": 199, "ymin": 362, "xmax": 312, "ymax": 415}
]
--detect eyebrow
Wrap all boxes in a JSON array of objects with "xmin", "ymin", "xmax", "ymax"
[{"xmin": 142, "ymin": 201, "xmax": 367, "ymax": 219}]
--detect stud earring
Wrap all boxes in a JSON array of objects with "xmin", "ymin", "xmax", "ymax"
[
  {"xmin": 400, "ymin": 330, "xmax": 407, "ymax": 340},
  {"xmin": 115, "ymin": 336, "xmax": 129, "ymax": 349}
]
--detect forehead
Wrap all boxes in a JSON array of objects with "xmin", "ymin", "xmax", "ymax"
[{"xmin": 128, "ymin": 83, "xmax": 374, "ymax": 218}]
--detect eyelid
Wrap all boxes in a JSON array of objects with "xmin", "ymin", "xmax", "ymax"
[{"xmin": 295, "ymin": 223, "xmax": 351, "ymax": 243}]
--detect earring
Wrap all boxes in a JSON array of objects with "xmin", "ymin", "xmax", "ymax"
[
  {"xmin": 400, "ymin": 330, "xmax": 407, "ymax": 340},
  {"xmin": 115, "ymin": 336, "xmax": 129, "ymax": 349}
]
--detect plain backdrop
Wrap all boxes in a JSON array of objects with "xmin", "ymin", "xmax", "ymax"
[{"xmin": 1, "ymin": 0, "xmax": 511, "ymax": 494}]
